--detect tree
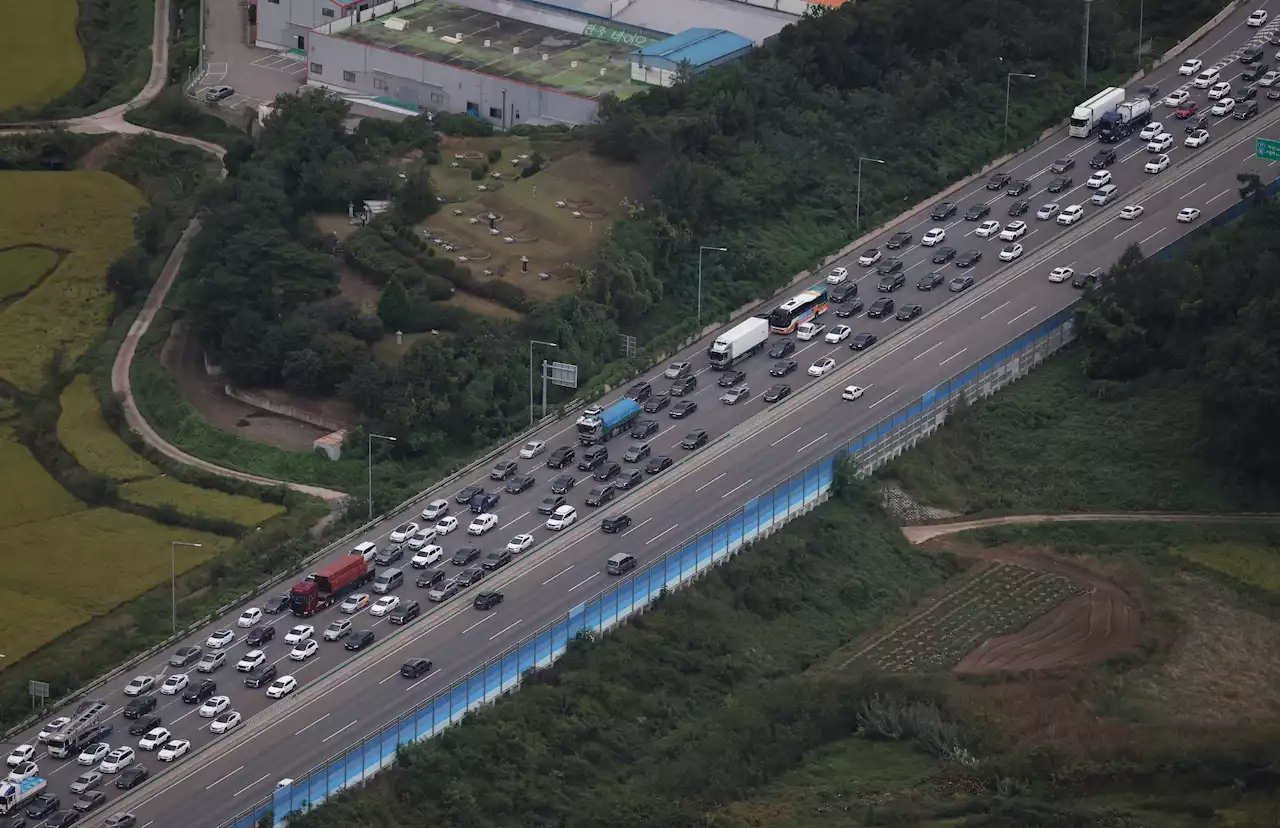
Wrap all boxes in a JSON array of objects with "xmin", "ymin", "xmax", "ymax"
[
  {"xmin": 396, "ymin": 166, "xmax": 439, "ymax": 224},
  {"xmin": 378, "ymin": 278, "xmax": 413, "ymax": 331}
]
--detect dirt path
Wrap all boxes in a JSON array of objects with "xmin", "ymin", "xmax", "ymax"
[{"xmin": 902, "ymin": 512, "xmax": 1280, "ymax": 545}]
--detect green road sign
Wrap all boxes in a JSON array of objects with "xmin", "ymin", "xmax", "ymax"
[{"xmin": 1258, "ymin": 137, "xmax": 1280, "ymax": 161}]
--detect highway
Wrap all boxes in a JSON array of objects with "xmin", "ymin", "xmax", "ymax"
[{"xmin": 8, "ymin": 6, "xmax": 1278, "ymax": 826}]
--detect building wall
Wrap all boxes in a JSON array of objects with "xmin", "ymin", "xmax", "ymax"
[
  {"xmin": 630, "ymin": 43, "xmax": 753, "ymax": 86},
  {"xmin": 306, "ymin": 33, "xmax": 600, "ymax": 125},
  {"xmin": 258, "ymin": 0, "xmax": 349, "ymax": 48}
]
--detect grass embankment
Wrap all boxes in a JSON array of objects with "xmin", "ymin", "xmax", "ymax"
[
  {"xmin": 882, "ymin": 359, "xmax": 1280, "ymax": 515},
  {"xmin": 0, "ymin": 246, "xmax": 63, "ymax": 302},
  {"xmin": 0, "ymin": 0, "xmax": 86, "ymax": 112}
]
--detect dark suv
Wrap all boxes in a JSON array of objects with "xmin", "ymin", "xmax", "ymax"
[
  {"xmin": 123, "ymin": 696, "xmax": 156, "ymax": 719},
  {"xmin": 625, "ymin": 380, "xmax": 652, "ymax": 402},
  {"xmin": 547, "ymin": 446, "xmax": 575, "ymax": 468},
  {"xmin": 244, "ymin": 663, "xmax": 278, "ymax": 688},
  {"xmin": 183, "ymin": 679, "xmax": 216, "ymax": 704},
  {"xmin": 668, "ymin": 375, "xmax": 697, "ymax": 397},
  {"xmin": 1090, "ymin": 148, "xmax": 1117, "ymax": 168},
  {"xmin": 469, "ymin": 491, "xmax": 500, "ymax": 513},
  {"xmin": 877, "ymin": 272, "xmax": 905, "ymax": 292}
]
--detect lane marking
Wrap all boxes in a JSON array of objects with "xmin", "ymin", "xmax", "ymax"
[
  {"xmin": 568, "ymin": 572, "xmax": 600, "ymax": 592},
  {"xmin": 488, "ymin": 619, "xmax": 523, "ymax": 641},
  {"xmin": 695, "ymin": 472, "xmax": 726, "ymax": 493},
  {"xmin": 204, "ymin": 765, "xmax": 243, "ymax": 790},
  {"xmin": 912, "ymin": 341, "xmax": 945, "ymax": 360},
  {"xmin": 720, "ymin": 478, "xmax": 753, "ymax": 500},
  {"xmin": 406, "ymin": 670, "xmax": 438, "ymax": 692},
  {"xmin": 770, "ymin": 427, "xmax": 801, "ymax": 447},
  {"xmin": 293, "ymin": 713, "xmax": 330, "ymax": 736},
  {"xmin": 795, "ymin": 432, "xmax": 828, "ymax": 454},
  {"xmin": 869, "ymin": 388, "xmax": 901, "ymax": 408},
  {"xmin": 620, "ymin": 516, "xmax": 652, "ymax": 536},
  {"xmin": 645, "ymin": 524, "xmax": 680, "ymax": 545},
  {"xmin": 980, "ymin": 301, "xmax": 1010, "ymax": 320},
  {"xmin": 461, "ymin": 615, "xmax": 493, "ymax": 634},
  {"xmin": 939, "ymin": 347, "xmax": 967, "ymax": 366},
  {"xmin": 1140, "ymin": 228, "xmax": 1166, "ymax": 245},
  {"xmin": 1206, "ymin": 187, "xmax": 1232, "ymax": 203},
  {"xmin": 233, "ymin": 772, "xmax": 271, "ymax": 797},
  {"xmin": 321, "ymin": 720, "xmax": 358, "ymax": 743},
  {"xmin": 1007, "ymin": 305, "xmax": 1039, "ymax": 326},
  {"xmin": 542, "ymin": 564, "xmax": 574, "ymax": 585}
]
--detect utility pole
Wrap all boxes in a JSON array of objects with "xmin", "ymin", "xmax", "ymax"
[
  {"xmin": 170, "ymin": 541, "xmax": 203, "ymax": 633},
  {"xmin": 855, "ymin": 157, "xmax": 885, "ymax": 231},
  {"xmin": 367, "ymin": 432, "xmax": 396, "ymax": 520},
  {"xmin": 697, "ymin": 246, "xmax": 727, "ymax": 328},
  {"xmin": 1082, "ymin": 0, "xmax": 1094, "ymax": 90},
  {"xmin": 529, "ymin": 340, "xmax": 557, "ymax": 426},
  {"xmin": 1004, "ymin": 72, "xmax": 1037, "ymax": 150}
]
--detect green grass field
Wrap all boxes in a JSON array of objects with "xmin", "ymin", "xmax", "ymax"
[
  {"xmin": 0, "ymin": 428, "xmax": 85, "ymax": 532},
  {"xmin": 58, "ymin": 375, "xmax": 158, "ymax": 480},
  {"xmin": 0, "ymin": 0, "xmax": 87, "ymax": 111},
  {"xmin": 0, "ymin": 245, "xmax": 62, "ymax": 302},
  {"xmin": 0, "ymin": 172, "xmax": 144, "ymax": 391},
  {"xmin": 119, "ymin": 477, "xmax": 286, "ymax": 526},
  {"xmin": 1171, "ymin": 542, "xmax": 1280, "ymax": 594}
]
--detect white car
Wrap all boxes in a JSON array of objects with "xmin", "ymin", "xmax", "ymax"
[
  {"xmin": 856, "ymin": 249, "xmax": 881, "ymax": 266},
  {"xmin": 1247, "ymin": 8, "xmax": 1267, "ymax": 25},
  {"xmin": 210, "ymin": 711, "xmax": 242, "ymax": 734},
  {"xmin": 138, "ymin": 727, "xmax": 171, "ymax": 751},
  {"xmin": 199, "ymin": 696, "xmax": 231, "ymax": 718},
  {"xmin": 1177, "ymin": 207, "xmax": 1201, "ymax": 223},
  {"xmin": 1144, "ymin": 154, "xmax": 1170, "ymax": 173},
  {"xmin": 236, "ymin": 608, "xmax": 262, "ymax": 628},
  {"xmin": 1146, "ymin": 133, "xmax": 1173, "ymax": 152},
  {"xmin": 435, "ymin": 516, "xmax": 459, "ymax": 535},
  {"xmin": 340, "ymin": 593, "xmax": 370, "ymax": 614},
  {"xmin": 37, "ymin": 717, "xmax": 69, "ymax": 742},
  {"xmin": 997, "ymin": 220, "xmax": 1027, "ymax": 241},
  {"xmin": 1049, "ymin": 266, "xmax": 1075, "ymax": 283},
  {"xmin": 160, "ymin": 673, "xmax": 188, "ymax": 695},
  {"xmin": 1164, "ymin": 89, "xmax": 1190, "ymax": 107},
  {"xmin": 841, "ymin": 385, "xmax": 864, "ymax": 401},
  {"xmin": 236, "ymin": 650, "xmax": 267, "ymax": 672},
  {"xmin": 388, "ymin": 522, "xmax": 418, "ymax": 543},
  {"xmin": 284, "ymin": 624, "xmax": 314, "ymax": 645},
  {"xmin": 1138, "ymin": 121, "xmax": 1163, "ymax": 140},
  {"xmin": 6, "ymin": 745, "xmax": 34, "ymax": 768},
  {"xmin": 158, "ymin": 739, "xmax": 191, "ymax": 762},
  {"xmin": 1036, "ymin": 203, "xmax": 1060, "ymax": 221},
  {"xmin": 370, "ymin": 596, "xmax": 400, "ymax": 617},
  {"xmin": 824, "ymin": 325, "xmax": 851, "ymax": 344},
  {"xmin": 7, "ymin": 762, "xmax": 38, "ymax": 782},
  {"xmin": 921, "ymin": 227, "xmax": 946, "ymax": 246},
  {"xmin": 826, "ymin": 266, "xmax": 849, "ymax": 285},
  {"xmin": 205, "ymin": 629, "xmax": 235, "ymax": 650},
  {"xmin": 1057, "ymin": 205, "xmax": 1085, "ymax": 226},
  {"xmin": 998, "ymin": 243, "xmax": 1024, "ymax": 262},
  {"xmin": 1193, "ymin": 68, "xmax": 1219, "ymax": 88},
  {"xmin": 974, "ymin": 219, "xmax": 1001, "ymax": 238},
  {"xmin": 420, "ymin": 498, "xmax": 449, "ymax": 520},
  {"xmin": 100, "ymin": 747, "xmax": 135, "ymax": 773},
  {"xmin": 468, "ymin": 513, "xmax": 498, "ymax": 535},
  {"xmin": 808, "ymin": 357, "xmax": 837, "ymax": 377},
  {"xmin": 406, "ymin": 530, "xmax": 436, "ymax": 551},
  {"xmin": 518, "ymin": 440, "xmax": 545, "ymax": 459},
  {"xmin": 290, "ymin": 639, "xmax": 319, "ymax": 661},
  {"xmin": 411, "ymin": 545, "xmax": 444, "ymax": 568},
  {"xmin": 266, "ymin": 676, "xmax": 298, "ymax": 699},
  {"xmin": 1210, "ymin": 98, "xmax": 1235, "ymax": 116},
  {"xmin": 1184, "ymin": 129, "xmax": 1209, "ymax": 147},
  {"xmin": 1086, "ymin": 171, "xmax": 1112, "ymax": 189},
  {"xmin": 546, "ymin": 505, "xmax": 577, "ymax": 531},
  {"xmin": 1177, "ymin": 58, "xmax": 1202, "ymax": 76},
  {"xmin": 123, "ymin": 676, "xmax": 155, "ymax": 697},
  {"xmin": 506, "ymin": 534, "xmax": 535, "ymax": 555},
  {"xmin": 796, "ymin": 322, "xmax": 825, "ymax": 341},
  {"xmin": 1119, "ymin": 205, "xmax": 1144, "ymax": 220},
  {"xmin": 77, "ymin": 743, "xmax": 110, "ymax": 766},
  {"xmin": 1207, "ymin": 81, "xmax": 1231, "ymax": 100}
]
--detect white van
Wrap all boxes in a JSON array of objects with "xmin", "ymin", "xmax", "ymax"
[{"xmin": 1090, "ymin": 184, "xmax": 1119, "ymax": 206}]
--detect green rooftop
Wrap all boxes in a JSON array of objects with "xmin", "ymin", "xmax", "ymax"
[{"xmin": 336, "ymin": 0, "xmax": 643, "ymax": 99}]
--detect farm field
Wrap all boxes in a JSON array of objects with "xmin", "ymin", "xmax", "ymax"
[
  {"xmin": 0, "ymin": 171, "xmax": 144, "ymax": 391},
  {"xmin": 0, "ymin": 245, "xmax": 63, "ymax": 302},
  {"xmin": 119, "ymin": 477, "xmax": 286, "ymax": 526},
  {"xmin": 58, "ymin": 374, "xmax": 158, "ymax": 480},
  {"xmin": 0, "ymin": 0, "xmax": 86, "ymax": 112},
  {"xmin": 0, "ymin": 428, "xmax": 84, "ymax": 532}
]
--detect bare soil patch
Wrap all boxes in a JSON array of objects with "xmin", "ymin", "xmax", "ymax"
[
  {"xmin": 338, "ymin": 265, "xmax": 380, "ymax": 316},
  {"xmin": 76, "ymin": 134, "xmax": 131, "ymax": 171}
]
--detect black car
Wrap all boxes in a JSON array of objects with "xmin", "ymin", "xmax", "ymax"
[
  {"xmin": 1071, "ymin": 271, "xmax": 1099, "ymax": 288},
  {"xmin": 829, "ymin": 283, "xmax": 858, "ymax": 303},
  {"xmin": 630, "ymin": 419, "xmax": 659, "ymax": 439},
  {"xmin": 116, "ymin": 766, "xmax": 149, "ymax": 790},
  {"xmin": 128, "ymin": 714, "xmax": 161, "ymax": 737},
  {"xmin": 930, "ymin": 201, "xmax": 957, "ymax": 220},
  {"xmin": 602, "ymin": 514, "xmax": 632, "ymax": 533},
  {"xmin": 374, "ymin": 545, "xmax": 403, "ymax": 566},
  {"xmin": 1184, "ymin": 113, "xmax": 1209, "ymax": 133},
  {"xmin": 668, "ymin": 375, "xmax": 697, "ymax": 397},
  {"xmin": 182, "ymin": 680, "xmax": 216, "ymax": 704},
  {"xmin": 625, "ymin": 380, "xmax": 652, "ymax": 402},
  {"xmin": 642, "ymin": 393, "xmax": 670, "ymax": 413},
  {"xmin": 47, "ymin": 814, "xmax": 78, "ymax": 828},
  {"xmin": 401, "ymin": 658, "xmax": 433, "ymax": 679},
  {"xmin": 26, "ymin": 795, "xmax": 59, "ymax": 819},
  {"xmin": 123, "ymin": 696, "xmax": 156, "ymax": 719},
  {"xmin": 964, "ymin": 203, "xmax": 990, "ymax": 221},
  {"xmin": 416, "ymin": 569, "xmax": 446, "ymax": 589},
  {"xmin": 1233, "ymin": 100, "xmax": 1259, "ymax": 119},
  {"xmin": 1090, "ymin": 148, "xmax": 1117, "ymax": 168},
  {"xmin": 1242, "ymin": 62, "xmax": 1269, "ymax": 82},
  {"xmin": 670, "ymin": 400, "xmax": 697, "ymax": 418},
  {"xmin": 1047, "ymin": 176, "xmax": 1072, "ymax": 193},
  {"xmin": 867, "ymin": 298, "xmax": 894, "ymax": 318},
  {"xmin": 763, "ymin": 384, "xmax": 792, "ymax": 403},
  {"xmin": 345, "ymin": 630, "xmax": 376, "ymax": 651},
  {"xmin": 473, "ymin": 591, "xmax": 504, "ymax": 610},
  {"xmin": 1135, "ymin": 84, "xmax": 1160, "ymax": 101},
  {"xmin": 1007, "ymin": 199, "xmax": 1031, "ymax": 217},
  {"xmin": 681, "ymin": 429, "xmax": 709, "ymax": 450},
  {"xmin": 547, "ymin": 446, "xmax": 575, "ymax": 468},
  {"xmin": 540, "ymin": 494, "xmax": 567, "ymax": 514},
  {"xmin": 594, "ymin": 461, "xmax": 621, "ymax": 482},
  {"xmin": 875, "ymin": 257, "xmax": 904, "ymax": 276},
  {"xmin": 244, "ymin": 662, "xmax": 278, "ymax": 688},
  {"xmin": 585, "ymin": 485, "xmax": 616, "ymax": 506},
  {"xmin": 918, "ymin": 271, "xmax": 945, "ymax": 291},
  {"xmin": 489, "ymin": 459, "xmax": 517, "ymax": 480},
  {"xmin": 949, "ymin": 275, "xmax": 975, "ymax": 292},
  {"xmin": 469, "ymin": 491, "xmax": 499, "ymax": 513},
  {"xmin": 850, "ymin": 332, "xmax": 878, "ymax": 350},
  {"xmin": 1006, "ymin": 180, "xmax": 1030, "ymax": 197},
  {"xmin": 886, "ymin": 231, "xmax": 912, "ymax": 250},
  {"xmin": 450, "ymin": 547, "xmax": 481, "ymax": 568},
  {"xmin": 481, "ymin": 549, "xmax": 512, "ymax": 571},
  {"xmin": 1235, "ymin": 84, "xmax": 1258, "ymax": 101},
  {"xmin": 1241, "ymin": 46, "xmax": 1264, "ymax": 64},
  {"xmin": 457, "ymin": 484, "xmax": 483, "ymax": 504},
  {"xmin": 877, "ymin": 272, "xmax": 905, "ymax": 292},
  {"xmin": 718, "ymin": 369, "xmax": 746, "ymax": 387},
  {"xmin": 770, "ymin": 360, "xmax": 797, "ymax": 377},
  {"xmin": 896, "ymin": 303, "xmax": 923, "ymax": 321},
  {"xmin": 931, "ymin": 246, "xmax": 957, "ymax": 264},
  {"xmin": 986, "ymin": 172, "xmax": 1011, "ymax": 190},
  {"xmin": 768, "ymin": 339, "xmax": 796, "ymax": 358},
  {"xmin": 645, "ymin": 456, "xmax": 673, "ymax": 474},
  {"xmin": 262, "ymin": 594, "xmax": 290, "ymax": 615},
  {"xmin": 505, "ymin": 474, "xmax": 536, "ymax": 494},
  {"xmin": 456, "ymin": 567, "xmax": 485, "ymax": 587},
  {"xmin": 956, "ymin": 250, "xmax": 982, "ymax": 268},
  {"xmin": 168, "ymin": 646, "xmax": 202, "ymax": 667},
  {"xmin": 550, "ymin": 475, "xmax": 576, "ymax": 495},
  {"xmin": 73, "ymin": 792, "xmax": 105, "ymax": 814},
  {"xmin": 389, "ymin": 601, "xmax": 420, "ymax": 625},
  {"xmin": 1049, "ymin": 157, "xmax": 1075, "ymax": 174},
  {"xmin": 577, "ymin": 451, "xmax": 605, "ymax": 472},
  {"xmin": 835, "ymin": 299, "xmax": 865, "ymax": 318},
  {"xmin": 614, "ymin": 468, "xmax": 644, "ymax": 490},
  {"xmin": 246, "ymin": 625, "xmax": 275, "ymax": 647}
]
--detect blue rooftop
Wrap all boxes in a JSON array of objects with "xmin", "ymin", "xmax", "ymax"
[{"xmin": 632, "ymin": 28, "xmax": 753, "ymax": 67}]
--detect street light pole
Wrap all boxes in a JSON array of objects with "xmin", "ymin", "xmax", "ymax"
[
  {"xmin": 367, "ymin": 432, "xmax": 396, "ymax": 521},
  {"xmin": 1137, "ymin": 0, "xmax": 1144, "ymax": 69},
  {"xmin": 1004, "ymin": 72, "xmax": 1037, "ymax": 150},
  {"xmin": 855, "ymin": 157, "xmax": 885, "ymax": 231},
  {"xmin": 529, "ymin": 340, "xmax": 558, "ymax": 427},
  {"xmin": 170, "ymin": 541, "xmax": 203, "ymax": 634},
  {"xmin": 1083, "ymin": 0, "xmax": 1095, "ymax": 90},
  {"xmin": 697, "ymin": 246, "xmax": 728, "ymax": 328}
]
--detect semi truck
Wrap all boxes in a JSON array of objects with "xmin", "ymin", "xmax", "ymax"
[
  {"xmin": 45, "ymin": 698, "xmax": 108, "ymax": 759},
  {"xmin": 575, "ymin": 398, "xmax": 643, "ymax": 444},
  {"xmin": 707, "ymin": 317, "xmax": 769, "ymax": 370},
  {"xmin": 290, "ymin": 555, "xmax": 375, "ymax": 617},
  {"xmin": 1097, "ymin": 97, "xmax": 1153, "ymax": 142},
  {"xmin": 1069, "ymin": 87, "xmax": 1126, "ymax": 137},
  {"xmin": 0, "ymin": 777, "xmax": 47, "ymax": 815}
]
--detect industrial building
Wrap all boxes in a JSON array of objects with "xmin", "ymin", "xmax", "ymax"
[{"xmin": 629, "ymin": 28, "xmax": 753, "ymax": 87}]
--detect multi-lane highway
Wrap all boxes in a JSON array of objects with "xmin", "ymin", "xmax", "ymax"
[{"xmin": 7, "ymin": 6, "xmax": 1278, "ymax": 826}]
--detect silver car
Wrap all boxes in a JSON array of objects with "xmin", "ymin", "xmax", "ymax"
[
  {"xmin": 71, "ymin": 770, "xmax": 103, "ymax": 795},
  {"xmin": 427, "ymin": 578, "xmax": 459, "ymax": 603},
  {"xmin": 719, "ymin": 385, "xmax": 750, "ymax": 405},
  {"xmin": 197, "ymin": 651, "xmax": 226, "ymax": 673}
]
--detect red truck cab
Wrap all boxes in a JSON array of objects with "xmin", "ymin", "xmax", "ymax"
[{"xmin": 290, "ymin": 555, "xmax": 372, "ymax": 617}]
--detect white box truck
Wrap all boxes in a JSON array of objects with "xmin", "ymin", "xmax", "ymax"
[
  {"xmin": 1069, "ymin": 87, "xmax": 1126, "ymax": 137},
  {"xmin": 707, "ymin": 317, "xmax": 769, "ymax": 370}
]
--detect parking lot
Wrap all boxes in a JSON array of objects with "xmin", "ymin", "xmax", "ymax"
[{"xmin": 193, "ymin": 0, "xmax": 308, "ymax": 119}]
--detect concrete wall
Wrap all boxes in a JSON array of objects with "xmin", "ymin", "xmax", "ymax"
[
  {"xmin": 258, "ymin": 0, "xmax": 348, "ymax": 48},
  {"xmin": 307, "ymin": 32, "xmax": 601, "ymax": 125}
]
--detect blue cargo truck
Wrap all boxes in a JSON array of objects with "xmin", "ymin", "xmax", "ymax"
[{"xmin": 576, "ymin": 398, "xmax": 643, "ymax": 444}]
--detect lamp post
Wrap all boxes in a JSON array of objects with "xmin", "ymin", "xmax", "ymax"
[
  {"xmin": 1083, "ymin": 0, "xmax": 1095, "ymax": 89},
  {"xmin": 529, "ymin": 340, "xmax": 558, "ymax": 427},
  {"xmin": 1004, "ymin": 72, "xmax": 1037, "ymax": 150},
  {"xmin": 367, "ymin": 432, "xmax": 396, "ymax": 521},
  {"xmin": 855, "ymin": 157, "xmax": 885, "ymax": 231},
  {"xmin": 1137, "ymin": 0, "xmax": 1145, "ymax": 69},
  {"xmin": 697, "ymin": 246, "xmax": 728, "ymax": 328},
  {"xmin": 170, "ymin": 541, "xmax": 203, "ymax": 633}
]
